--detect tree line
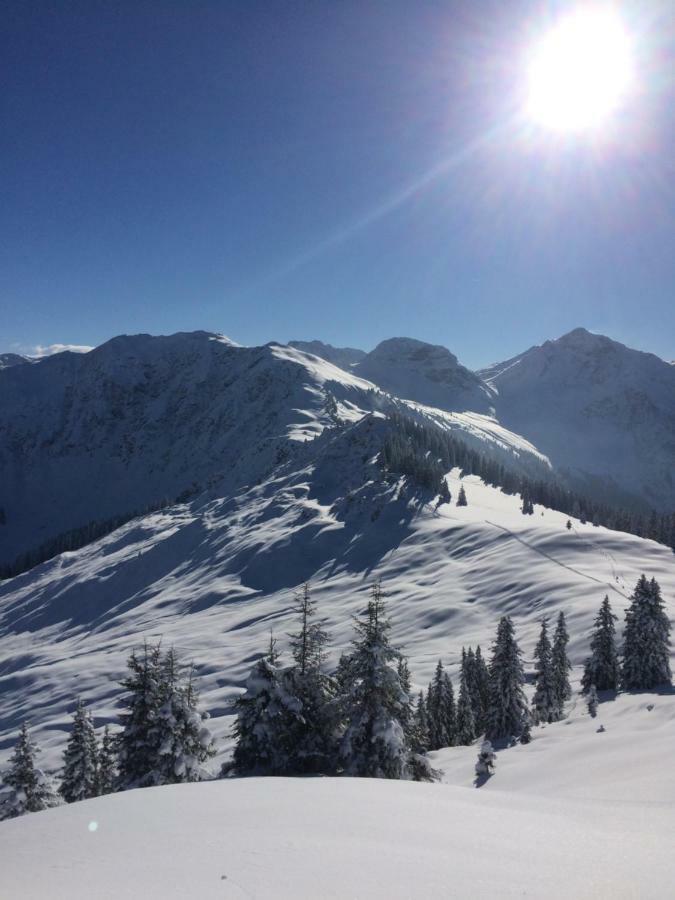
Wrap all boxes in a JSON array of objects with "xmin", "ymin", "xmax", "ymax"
[
  {"xmin": 1, "ymin": 574, "xmax": 670, "ymax": 819},
  {"xmin": 381, "ymin": 412, "xmax": 675, "ymax": 551}
]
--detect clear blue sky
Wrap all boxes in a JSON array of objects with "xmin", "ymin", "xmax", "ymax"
[{"xmin": 2, "ymin": 1, "xmax": 674, "ymax": 368}]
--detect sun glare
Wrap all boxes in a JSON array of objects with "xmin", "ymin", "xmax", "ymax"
[{"xmin": 526, "ymin": 8, "xmax": 636, "ymax": 133}]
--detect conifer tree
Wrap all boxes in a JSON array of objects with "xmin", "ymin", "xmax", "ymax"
[
  {"xmin": 117, "ymin": 641, "xmax": 164, "ymax": 789},
  {"xmin": 441, "ymin": 672, "xmax": 457, "ymax": 746},
  {"xmin": 232, "ymin": 635, "xmax": 301, "ymax": 775},
  {"xmin": 456, "ymin": 484, "xmax": 468, "ymax": 506},
  {"xmin": 531, "ymin": 619, "xmax": 559, "ymax": 724},
  {"xmin": 340, "ymin": 582, "xmax": 412, "ymax": 779},
  {"xmin": 456, "ymin": 663, "xmax": 476, "ymax": 745},
  {"xmin": 396, "ymin": 658, "xmax": 415, "ymax": 743},
  {"xmin": 412, "ymin": 691, "xmax": 430, "ymax": 754},
  {"xmin": 61, "ymin": 700, "xmax": 99, "ymax": 803},
  {"xmin": 97, "ymin": 725, "xmax": 118, "ymax": 796},
  {"xmin": 152, "ymin": 649, "xmax": 216, "ymax": 785},
  {"xmin": 552, "ymin": 612, "xmax": 572, "ymax": 709},
  {"xmin": 486, "ymin": 617, "xmax": 528, "ymax": 742},
  {"xmin": 1, "ymin": 723, "xmax": 60, "ymax": 819},
  {"xmin": 581, "ymin": 596, "xmax": 619, "ymax": 693},
  {"xmin": 472, "ymin": 646, "xmax": 490, "ymax": 732},
  {"xmin": 437, "ymin": 478, "xmax": 451, "ymax": 507},
  {"xmin": 622, "ymin": 576, "xmax": 672, "ymax": 690},
  {"xmin": 285, "ymin": 583, "xmax": 336, "ymax": 773},
  {"xmin": 427, "ymin": 660, "xmax": 456, "ymax": 749}
]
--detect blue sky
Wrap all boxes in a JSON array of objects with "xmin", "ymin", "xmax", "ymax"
[{"xmin": 2, "ymin": 1, "xmax": 674, "ymax": 368}]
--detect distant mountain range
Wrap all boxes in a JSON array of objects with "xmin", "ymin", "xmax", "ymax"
[
  {"xmin": 1, "ymin": 326, "xmax": 673, "ymax": 571},
  {"xmin": 292, "ymin": 328, "xmax": 675, "ymax": 511}
]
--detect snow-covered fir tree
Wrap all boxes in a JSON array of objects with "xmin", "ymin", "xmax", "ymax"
[
  {"xmin": 437, "ymin": 478, "xmax": 451, "ymax": 507},
  {"xmin": 587, "ymin": 684, "xmax": 599, "ymax": 717},
  {"xmin": 464, "ymin": 645, "xmax": 490, "ymax": 733},
  {"xmin": 284, "ymin": 583, "xmax": 336, "ymax": 774},
  {"xmin": 232, "ymin": 635, "xmax": 301, "ymax": 776},
  {"xmin": 97, "ymin": 725, "xmax": 117, "ymax": 795},
  {"xmin": 475, "ymin": 739, "xmax": 496, "ymax": 777},
  {"xmin": 412, "ymin": 691, "xmax": 430, "ymax": 754},
  {"xmin": 117, "ymin": 641, "xmax": 164, "ymax": 789},
  {"xmin": 151, "ymin": 648, "xmax": 216, "ymax": 785},
  {"xmin": 1, "ymin": 723, "xmax": 60, "ymax": 819},
  {"xmin": 456, "ymin": 484, "xmax": 468, "ymax": 506},
  {"xmin": 486, "ymin": 616, "xmax": 528, "ymax": 742},
  {"xmin": 455, "ymin": 661, "xmax": 477, "ymax": 745},
  {"xmin": 622, "ymin": 576, "xmax": 672, "ymax": 690},
  {"xmin": 581, "ymin": 596, "xmax": 619, "ymax": 693},
  {"xmin": 340, "ymin": 582, "xmax": 415, "ymax": 780},
  {"xmin": 551, "ymin": 611, "xmax": 572, "ymax": 710},
  {"xmin": 426, "ymin": 660, "xmax": 456, "ymax": 750},
  {"xmin": 117, "ymin": 641, "xmax": 215, "ymax": 787},
  {"xmin": 531, "ymin": 619, "xmax": 559, "ymax": 725},
  {"xmin": 396, "ymin": 658, "xmax": 414, "ymax": 743},
  {"xmin": 521, "ymin": 489, "xmax": 534, "ymax": 515},
  {"xmin": 60, "ymin": 699, "xmax": 99, "ymax": 803}
]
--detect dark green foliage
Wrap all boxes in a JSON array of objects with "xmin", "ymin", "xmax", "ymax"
[
  {"xmin": 1, "ymin": 723, "xmax": 59, "ymax": 819},
  {"xmin": 61, "ymin": 700, "xmax": 99, "ymax": 803},
  {"xmin": 531, "ymin": 619, "xmax": 559, "ymax": 725},
  {"xmin": 378, "ymin": 411, "xmax": 675, "ymax": 552},
  {"xmin": 117, "ymin": 641, "xmax": 215, "ymax": 788},
  {"xmin": 97, "ymin": 726, "xmax": 118, "ymax": 795},
  {"xmin": 285, "ymin": 584, "xmax": 337, "ymax": 774},
  {"xmin": 552, "ymin": 612, "xmax": 572, "ymax": 709},
  {"xmin": 621, "ymin": 576, "xmax": 672, "ymax": 690},
  {"xmin": 232, "ymin": 636, "xmax": 302, "ymax": 775},
  {"xmin": 455, "ymin": 662, "xmax": 477, "ymax": 745},
  {"xmin": 486, "ymin": 617, "xmax": 528, "ymax": 742},
  {"xmin": 581, "ymin": 596, "xmax": 619, "ymax": 693},
  {"xmin": 340, "ymin": 583, "xmax": 412, "ymax": 779},
  {"xmin": 426, "ymin": 660, "xmax": 457, "ymax": 750}
]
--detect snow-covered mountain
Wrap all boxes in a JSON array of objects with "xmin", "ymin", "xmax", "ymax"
[
  {"xmin": 288, "ymin": 340, "xmax": 366, "ymax": 369},
  {"xmin": 1, "ymin": 326, "xmax": 675, "ymax": 894},
  {"xmin": 0, "ymin": 330, "xmax": 543, "ymax": 569},
  {"xmin": 0, "ymin": 353, "xmax": 32, "ymax": 371},
  {"xmin": 1, "ymin": 449, "xmax": 673, "ymax": 770},
  {"xmin": 354, "ymin": 337, "xmax": 496, "ymax": 415},
  {"xmin": 479, "ymin": 328, "xmax": 675, "ymax": 511}
]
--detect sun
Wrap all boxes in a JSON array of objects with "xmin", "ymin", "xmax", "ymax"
[{"xmin": 526, "ymin": 8, "xmax": 636, "ymax": 133}]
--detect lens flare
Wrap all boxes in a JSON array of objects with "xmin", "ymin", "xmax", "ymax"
[{"xmin": 526, "ymin": 8, "xmax": 636, "ymax": 132}]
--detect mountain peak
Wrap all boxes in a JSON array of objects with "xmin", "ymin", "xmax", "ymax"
[
  {"xmin": 355, "ymin": 337, "xmax": 494, "ymax": 414},
  {"xmin": 288, "ymin": 340, "xmax": 365, "ymax": 370}
]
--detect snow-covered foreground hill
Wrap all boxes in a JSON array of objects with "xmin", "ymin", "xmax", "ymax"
[
  {"xmin": 1, "ymin": 461, "xmax": 673, "ymax": 771},
  {"xmin": 2, "ymin": 749, "xmax": 675, "ymax": 900}
]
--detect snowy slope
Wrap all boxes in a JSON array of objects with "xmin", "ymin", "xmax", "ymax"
[
  {"xmin": 0, "ymin": 331, "xmax": 543, "ymax": 569},
  {"xmin": 1, "ymin": 767, "xmax": 674, "ymax": 899},
  {"xmin": 1, "ymin": 450, "xmax": 673, "ymax": 771},
  {"xmin": 479, "ymin": 328, "xmax": 675, "ymax": 510},
  {"xmin": 0, "ymin": 353, "xmax": 32, "ymax": 370},
  {"xmin": 355, "ymin": 337, "xmax": 496, "ymax": 415},
  {"xmin": 288, "ymin": 339, "xmax": 366, "ymax": 368},
  {"xmin": 0, "ymin": 332, "xmax": 378, "ymax": 566}
]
